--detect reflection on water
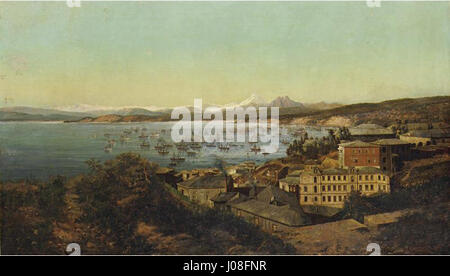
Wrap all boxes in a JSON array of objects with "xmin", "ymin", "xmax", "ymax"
[{"xmin": 0, "ymin": 122, "xmax": 329, "ymax": 181}]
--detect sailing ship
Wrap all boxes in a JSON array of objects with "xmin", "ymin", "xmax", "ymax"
[
  {"xmin": 104, "ymin": 144, "xmax": 113, "ymax": 153},
  {"xmin": 170, "ymin": 153, "xmax": 185, "ymax": 162},
  {"xmin": 250, "ymin": 144, "xmax": 261, "ymax": 153},
  {"xmin": 140, "ymin": 140, "xmax": 150, "ymax": 148},
  {"xmin": 138, "ymin": 132, "xmax": 148, "ymax": 139},
  {"xmin": 218, "ymin": 143, "xmax": 230, "ymax": 151}
]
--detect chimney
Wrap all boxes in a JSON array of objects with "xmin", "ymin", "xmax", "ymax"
[{"xmin": 225, "ymin": 174, "xmax": 234, "ymax": 193}]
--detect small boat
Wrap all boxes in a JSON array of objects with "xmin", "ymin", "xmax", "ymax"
[
  {"xmin": 140, "ymin": 141, "xmax": 150, "ymax": 148},
  {"xmin": 187, "ymin": 151, "xmax": 197, "ymax": 157},
  {"xmin": 170, "ymin": 153, "xmax": 185, "ymax": 162},
  {"xmin": 104, "ymin": 144, "xmax": 113, "ymax": 153},
  {"xmin": 158, "ymin": 149, "xmax": 170, "ymax": 155},
  {"xmin": 150, "ymin": 132, "xmax": 160, "ymax": 138},
  {"xmin": 262, "ymin": 152, "xmax": 270, "ymax": 156},
  {"xmin": 205, "ymin": 143, "xmax": 216, "ymax": 148},
  {"xmin": 218, "ymin": 144, "xmax": 230, "ymax": 151},
  {"xmin": 138, "ymin": 133, "xmax": 148, "ymax": 139},
  {"xmin": 176, "ymin": 141, "xmax": 188, "ymax": 151},
  {"xmin": 250, "ymin": 145, "xmax": 261, "ymax": 153},
  {"xmin": 169, "ymin": 162, "xmax": 177, "ymax": 167},
  {"xmin": 190, "ymin": 143, "xmax": 202, "ymax": 150}
]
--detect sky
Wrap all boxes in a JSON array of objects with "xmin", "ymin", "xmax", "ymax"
[{"xmin": 0, "ymin": 1, "xmax": 448, "ymax": 108}]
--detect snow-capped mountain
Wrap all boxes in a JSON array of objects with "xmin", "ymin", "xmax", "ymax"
[{"xmin": 238, "ymin": 93, "xmax": 268, "ymax": 107}]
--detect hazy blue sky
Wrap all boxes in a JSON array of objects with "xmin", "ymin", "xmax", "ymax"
[{"xmin": 0, "ymin": 2, "xmax": 448, "ymax": 108}]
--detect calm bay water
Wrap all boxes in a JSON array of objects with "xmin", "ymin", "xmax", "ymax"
[{"xmin": 0, "ymin": 121, "xmax": 329, "ymax": 181}]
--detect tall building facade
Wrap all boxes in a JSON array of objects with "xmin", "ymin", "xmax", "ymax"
[{"xmin": 296, "ymin": 167, "xmax": 390, "ymax": 208}]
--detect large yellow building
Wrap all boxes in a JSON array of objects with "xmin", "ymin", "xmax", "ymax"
[{"xmin": 280, "ymin": 167, "xmax": 390, "ymax": 209}]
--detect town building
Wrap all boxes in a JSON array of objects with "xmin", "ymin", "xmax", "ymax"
[
  {"xmin": 372, "ymin": 139, "xmax": 412, "ymax": 173},
  {"xmin": 338, "ymin": 139, "xmax": 412, "ymax": 175},
  {"xmin": 176, "ymin": 168, "xmax": 222, "ymax": 182},
  {"xmin": 399, "ymin": 129, "xmax": 450, "ymax": 147},
  {"xmin": 291, "ymin": 166, "xmax": 390, "ymax": 209},
  {"xmin": 177, "ymin": 174, "xmax": 231, "ymax": 206},
  {"xmin": 349, "ymin": 123, "xmax": 395, "ymax": 142},
  {"xmin": 230, "ymin": 186, "xmax": 311, "ymax": 232},
  {"xmin": 210, "ymin": 192, "xmax": 248, "ymax": 211},
  {"xmin": 338, "ymin": 140, "xmax": 380, "ymax": 169}
]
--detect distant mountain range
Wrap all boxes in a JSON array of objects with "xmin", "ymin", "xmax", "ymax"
[{"xmin": 0, "ymin": 94, "xmax": 341, "ymax": 122}]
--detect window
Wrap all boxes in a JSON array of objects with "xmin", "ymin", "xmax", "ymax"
[
  {"xmin": 338, "ymin": 175, "xmax": 341, "ymax": 181},
  {"xmin": 333, "ymin": 185, "xmax": 336, "ymax": 191},
  {"xmin": 322, "ymin": 196, "xmax": 326, "ymax": 202},
  {"xmin": 370, "ymin": 175, "xmax": 374, "ymax": 180},
  {"xmin": 365, "ymin": 185, "xmax": 369, "ymax": 191},
  {"xmin": 358, "ymin": 176, "xmax": 362, "ymax": 180},
  {"xmin": 303, "ymin": 186, "xmax": 307, "ymax": 192},
  {"xmin": 368, "ymin": 159, "xmax": 371, "ymax": 164},
  {"xmin": 378, "ymin": 175, "xmax": 381, "ymax": 180},
  {"xmin": 383, "ymin": 176, "xmax": 386, "ymax": 181},
  {"xmin": 314, "ymin": 177, "xmax": 317, "ymax": 183},
  {"xmin": 328, "ymin": 196, "xmax": 331, "ymax": 202},
  {"xmin": 353, "ymin": 159, "xmax": 358, "ymax": 163},
  {"xmin": 343, "ymin": 185, "xmax": 347, "ymax": 191},
  {"xmin": 322, "ymin": 176, "xmax": 325, "ymax": 181},
  {"xmin": 314, "ymin": 186, "xmax": 318, "ymax": 193},
  {"xmin": 328, "ymin": 185, "xmax": 331, "ymax": 191},
  {"xmin": 338, "ymin": 185, "xmax": 341, "ymax": 191},
  {"xmin": 322, "ymin": 186, "xmax": 325, "ymax": 192},
  {"xmin": 333, "ymin": 196, "xmax": 337, "ymax": 202},
  {"xmin": 339, "ymin": 196, "xmax": 342, "ymax": 201},
  {"xmin": 382, "ymin": 157, "xmax": 386, "ymax": 163},
  {"xmin": 333, "ymin": 176, "xmax": 336, "ymax": 181},
  {"xmin": 304, "ymin": 196, "xmax": 308, "ymax": 202},
  {"xmin": 365, "ymin": 175, "xmax": 369, "ymax": 181},
  {"xmin": 359, "ymin": 185, "xmax": 362, "ymax": 191},
  {"xmin": 344, "ymin": 176, "xmax": 347, "ymax": 181},
  {"xmin": 327, "ymin": 176, "xmax": 331, "ymax": 181},
  {"xmin": 370, "ymin": 185, "xmax": 374, "ymax": 191},
  {"xmin": 314, "ymin": 197, "xmax": 318, "ymax": 202}
]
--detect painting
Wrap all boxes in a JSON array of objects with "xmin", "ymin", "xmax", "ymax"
[{"xmin": 0, "ymin": 1, "xmax": 448, "ymax": 256}]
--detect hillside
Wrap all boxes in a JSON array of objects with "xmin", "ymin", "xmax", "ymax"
[
  {"xmin": 1, "ymin": 154, "xmax": 294, "ymax": 255},
  {"xmin": 67, "ymin": 114, "xmax": 171, "ymax": 123},
  {"xmin": 281, "ymin": 96, "xmax": 450, "ymax": 126}
]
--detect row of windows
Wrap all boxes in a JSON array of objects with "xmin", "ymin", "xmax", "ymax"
[
  {"xmin": 312, "ymin": 174, "xmax": 387, "ymax": 183},
  {"xmin": 302, "ymin": 183, "xmax": 388, "ymax": 193},
  {"xmin": 303, "ymin": 195, "xmax": 347, "ymax": 203},
  {"xmin": 352, "ymin": 149, "xmax": 377, "ymax": 154},
  {"xmin": 352, "ymin": 158, "xmax": 378, "ymax": 164}
]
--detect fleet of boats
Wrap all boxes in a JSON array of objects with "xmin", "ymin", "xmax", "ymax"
[{"xmin": 96, "ymin": 125, "xmax": 321, "ymax": 167}]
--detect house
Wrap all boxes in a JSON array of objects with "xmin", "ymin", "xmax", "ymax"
[
  {"xmin": 349, "ymin": 123, "xmax": 395, "ymax": 142},
  {"xmin": 210, "ymin": 192, "xmax": 248, "ymax": 211},
  {"xmin": 230, "ymin": 186, "xmax": 311, "ymax": 232},
  {"xmin": 176, "ymin": 168, "xmax": 222, "ymax": 181},
  {"xmin": 338, "ymin": 139, "xmax": 412, "ymax": 176},
  {"xmin": 338, "ymin": 140, "xmax": 380, "ymax": 169},
  {"xmin": 372, "ymin": 139, "xmax": 412, "ymax": 173},
  {"xmin": 297, "ymin": 166, "xmax": 390, "ymax": 209},
  {"xmin": 399, "ymin": 128, "xmax": 450, "ymax": 147},
  {"xmin": 177, "ymin": 174, "xmax": 231, "ymax": 206}
]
